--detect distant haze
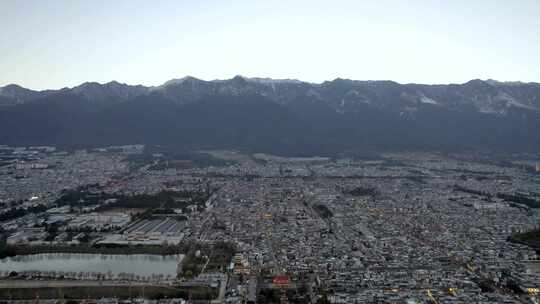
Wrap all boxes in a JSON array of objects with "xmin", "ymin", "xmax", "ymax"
[{"xmin": 1, "ymin": 0, "xmax": 539, "ymax": 90}]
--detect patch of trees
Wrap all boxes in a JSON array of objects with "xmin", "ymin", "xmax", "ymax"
[
  {"xmin": 104, "ymin": 190, "xmax": 210, "ymax": 213},
  {"xmin": 55, "ymin": 188, "xmax": 211, "ymax": 213},
  {"xmin": 54, "ymin": 186, "xmax": 110, "ymax": 207},
  {"xmin": 510, "ymin": 229, "xmax": 540, "ymax": 243},
  {"xmin": 152, "ymin": 208, "xmax": 176, "ymax": 215},
  {"xmin": 258, "ymin": 289, "xmax": 280, "ymax": 304},
  {"xmin": 346, "ymin": 186, "xmax": 377, "ymax": 196},
  {"xmin": 151, "ymin": 209, "xmax": 188, "ymax": 220},
  {"xmin": 508, "ymin": 228, "xmax": 540, "ymax": 252},
  {"xmin": 316, "ymin": 290, "xmax": 332, "ymax": 304},
  {"xmin": 0, "ymin": 233, "xmax": 16, "ymax": 259},
  {"xmin": 453, "ymin": 185, "xmax": 492, "ymax": 198},
  {"xmin": 0, "ymin": 282, "xmax": 215, "ymax": 300},
  {"xmin": 205, "ymin": 242, "xmax": 236, "ymax": 272},
  {"xmin": 43, "ymin": 223, "xmax": 61, "ymax": 242},
  {"xmin": 211, "ymin": 221, "xmax": 227, "ymax": 230},
  {"xmin": 177, "ymin": 241, "xmax": 235, "ymax": 276},
  {"xmin": 313, "ymin": 204, "xmax": 333, "ymax": 218},
  {"xmin": 477, "ymin": 278, "xmax": 496, "ymax": 293},
  {"xmin": 180, "ymin": 252, "xmax": 207, "ymax": 279},
  {"xmin": 455, "ymin": 185, "xmax": 540, "ymax": 209},
  {"xmin": 0, "ymin": 204, "xmax": 47, "ymax": 222},
  {"xmin": 9, "ymin": 243, "xmax": 181, "ymax": 256},
  {"xmin": 497, "ymin": 193, "xmax": 540, "ymax": 209}
]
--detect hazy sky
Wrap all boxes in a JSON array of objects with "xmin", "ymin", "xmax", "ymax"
[{"xmin": 1, "ymin": 0, "xmax": 539, "ymax": 90}]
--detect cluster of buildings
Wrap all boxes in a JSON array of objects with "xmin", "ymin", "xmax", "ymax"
[
  {"xmin": 98, "ymin": 218, "xmax": 185, "ymax": 245},
  {"xmin": 184, "ymin": 152, "xmax": 540, "ymax": 303},
  {"xmin": 0, "ymin": 145, "xmax": 130, "ymax": 207},
  {"xmin": 2, "ymin": 145, "xmax": 540, "ymax": 303},
  {"xmin": 68, "ymin": 212, "xmax": 132, "ymax": 231}
]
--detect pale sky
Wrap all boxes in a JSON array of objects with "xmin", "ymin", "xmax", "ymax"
[{"xmin": 1, "ymin": 0, "xmax": 539, "ymax": 90}]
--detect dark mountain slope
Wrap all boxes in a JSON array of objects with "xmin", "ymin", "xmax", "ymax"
[{"xmin": 1, "ymin": 77, "xmax": 540, "ymax": 155}]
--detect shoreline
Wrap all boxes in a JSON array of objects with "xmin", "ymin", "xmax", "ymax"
[{"xmin": 3, "ymin": 244, "xmax": 184, "ymax": 258}]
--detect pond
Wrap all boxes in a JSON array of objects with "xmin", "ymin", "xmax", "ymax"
[{"xmin": 0, "ymin": 253, "xmax": 183, "ymax": 278}]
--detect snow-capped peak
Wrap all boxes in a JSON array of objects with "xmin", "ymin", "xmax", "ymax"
[
  {"xmin": 418, "ymin": 93, "xmax": 438, "ymax": 105},
  {"xmin": 242, "ymin": 77, "xmax": 303, "ymax": 85},
  {"xmin": 161, "ymin": 76, "xmax": 200, "ymax": 87}
]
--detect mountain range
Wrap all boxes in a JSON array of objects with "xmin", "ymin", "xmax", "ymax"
[{"xmin": 1, "ymin": 76, "xmax": 540, "ymax": 155}]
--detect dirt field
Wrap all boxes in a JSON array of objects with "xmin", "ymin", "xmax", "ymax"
[{"xmin": 0, "ymin": 280, "xmax": 215, "ymax": 300}]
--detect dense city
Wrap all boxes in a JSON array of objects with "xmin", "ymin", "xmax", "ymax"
[{"xmin": 1, "ymin": 145, "xmax": 540, "ymax": 304}]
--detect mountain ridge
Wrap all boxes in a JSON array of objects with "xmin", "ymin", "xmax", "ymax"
[
  {"xmin": 1, "ymin": 76, "xmax": 540, "ymax": 155},
  {"xmin": 3, "ymin": 77, "xmax": 540, "ymax": 115},
  {"xmin": 3, "ymin": 76, "xmax": 540, "ymax": 93}
]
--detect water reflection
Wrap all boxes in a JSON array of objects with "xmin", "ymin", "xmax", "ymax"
[{"xmin": 0, "ymin": 253, "xmax": 181, "ymax": 279}]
